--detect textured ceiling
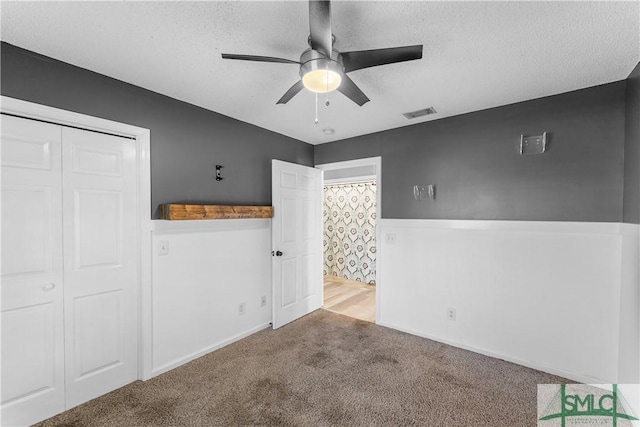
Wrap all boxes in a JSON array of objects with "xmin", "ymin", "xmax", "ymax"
[{"xmin": 1, "ymin": 1, "xmax": 638, "ymax": 145}]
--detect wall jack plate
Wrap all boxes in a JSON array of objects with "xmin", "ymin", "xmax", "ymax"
[{"xmin": 519, "ymin": 132, "xmax": 547, "ymax": 155}]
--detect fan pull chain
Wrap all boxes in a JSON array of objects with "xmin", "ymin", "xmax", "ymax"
[
  {"xmin": 315, "ymin": 93, "xmax": 319, "ymax": 124},
  {"xmin": 325, "ymin": 66, "xmax": 331, "ymax": 107}
]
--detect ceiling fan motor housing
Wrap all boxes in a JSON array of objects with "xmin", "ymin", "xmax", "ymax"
[{"xmin": 299, "ymin": 48, "xmax": 345, "ymax": 93}]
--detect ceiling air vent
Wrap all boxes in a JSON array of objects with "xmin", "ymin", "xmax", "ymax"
[{"xmin": 402, "ymin": 107, "xmax": 437, "ymax": 120}]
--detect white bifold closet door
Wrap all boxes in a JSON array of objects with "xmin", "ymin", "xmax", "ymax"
[
  {"xmin": 1, "ymin": 114, "xmax": 138, "ymax": 426},
  {"xmin": 1, "ymin": 117, "xmax": 65, "ymax": 426},
  {"xmin": 61, "ymin": 126, "xmax": 138, "ymax": 408}
]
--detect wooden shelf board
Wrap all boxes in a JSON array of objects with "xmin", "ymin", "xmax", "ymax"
[{"xmin": 161, "ymin": 204, "xmax": 273, "ymax": 220}]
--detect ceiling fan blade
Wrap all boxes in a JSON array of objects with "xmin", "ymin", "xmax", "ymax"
[
  {"xmin": 337, "ymin": 75, "xmax": 370, "ymax": 106},
  {"xmin": 221, "ymin": 53, "xmax": 300, "ymax": 65},
  {"xmin": 309, "ymin": 0, "xmax": 332, "ymax": 57},
  {"xmin": 341, "ymin": 45, "xmax": 423, "ymax": 73},
  {"xmin": 276, "ymin": 80, "xmax": 305, "ymax": 104}
]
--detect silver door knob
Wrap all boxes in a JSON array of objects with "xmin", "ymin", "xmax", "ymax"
[{"xmin": 43, "ymin": 283, "xmax": 56, "ymax": 291}]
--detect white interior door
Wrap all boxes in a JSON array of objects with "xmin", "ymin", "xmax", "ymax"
[
  {"xmin": 271, "ymin": 159, "xmax": 323, "ymax": 329},
  {"xmin": 62, "ymin": 127, "xmax": 138, "ymax": 407},
  {"xmin": 1, "ymin": 115, "xmax": 65, "ymax": 426}
]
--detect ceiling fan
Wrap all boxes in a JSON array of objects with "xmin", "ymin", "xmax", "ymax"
[{"xmin": 221, "ymin": 0, "xmax": 423, "ymax": 106}]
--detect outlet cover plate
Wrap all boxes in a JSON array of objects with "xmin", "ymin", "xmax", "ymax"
[
  {"xmin": 158, "ymin": 240, "xmax": 169, "ymax": 256},
  {"xmin": 447, "ymin": 308, "xmax": 456, "ymax": 321}
]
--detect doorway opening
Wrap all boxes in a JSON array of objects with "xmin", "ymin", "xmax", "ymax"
[{"xmin": 315, "ymin": 157, "xmax": 381, "ymax": 323}]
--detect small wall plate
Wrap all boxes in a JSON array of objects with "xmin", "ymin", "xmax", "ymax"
[
  {"xmin": 413, "ymin": 185, "xmax": 435, "ymax": 200},
  {"xmin": 520, "ymin": 132, "xmax": 547, "ymax": 155}
]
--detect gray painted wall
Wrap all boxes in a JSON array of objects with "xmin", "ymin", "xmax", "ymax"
[
  {"xmin": 623, "ymin": 62, "xmax": 640, "ymax": 224},
  {"xmin": 2, "ymin": 42, "xmax": 632, "ymax": 223},
  {"xmin": 315, "ymin": 83, "xmax": 626, "ymax": 222},
  {"xmin": 0, "ymin": 43, "xmax": 314, "ymax": 218}
]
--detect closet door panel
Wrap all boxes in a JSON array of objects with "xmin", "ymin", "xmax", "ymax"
[
  {"xmin": 2, "ymin": 186, "xmax": 51, "ymax": 277},
  {"xmin": 62, "ymin": 127, "xmax": 138, "ymax": 408},
  {"xmin": 2, "ymin": 303, "xmax": 58, "ymax": 399},
  {"xmin": 1, "ymin": 115, "xmax": 65, "ymax": 426},
  {"xmin": 73, "ymin": 189, "xmax": 123, "ymax": 270},
  {"xmin": 74, "ymin": 291, "xmax": 124, "ymax": 378}
]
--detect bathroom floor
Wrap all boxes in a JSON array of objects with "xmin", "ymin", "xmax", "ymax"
[{"xmin": 323, "ymin": 275, "xmax": 375, "ymax": 323}]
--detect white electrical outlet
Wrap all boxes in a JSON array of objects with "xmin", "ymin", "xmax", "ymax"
[
  {"xmin": 447, "ymin": 308, "xmax": 456, "ymax": 321},
  {"xmin": 260, "ymin": 296, "xmax": 266, "ymax": 307},
  {"xmin": 158, "ymin": 240, "xmax": 169, "ymax": 256},
  {"xmin": 386, "ymin": 233, "xmax": 396, "ymax": 244},
  {"xmin": 239, "ymin": 302, "xmax": 246, "ymax": 315}
]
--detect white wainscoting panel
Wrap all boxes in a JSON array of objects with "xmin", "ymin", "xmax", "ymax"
[
  {"xmin": 619, "ymin": 223, "xmax": 640, "ymax": 383},
  {"xmin": 151, "ymin": 219, "xmax": 272, "ymax": 376},
  {"xmin": 377, "ymin": 219, "xmax": 633, "ymax": 384}
]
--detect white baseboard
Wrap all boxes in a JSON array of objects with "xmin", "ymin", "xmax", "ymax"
[
  {"xmin": 376, "ymin": 320, "xmax": 606, "ymax": 385},
  {"xmin": 150, "ymin": 322, "xmax": 271, "ymax": 378}
]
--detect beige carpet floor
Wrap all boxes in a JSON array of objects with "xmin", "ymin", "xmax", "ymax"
[{"xmin": 37, "ymin": 310, "xmax": 568, "ymax": 426}]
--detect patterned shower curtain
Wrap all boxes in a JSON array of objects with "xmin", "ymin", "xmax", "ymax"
[{"xmin": 323, "ymin": 182, "xmax": 376, "ymax": 285}]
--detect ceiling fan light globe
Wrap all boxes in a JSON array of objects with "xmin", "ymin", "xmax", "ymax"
[{"xmin": 302, "ymin": 69, "xmax": 342, "ymax": 93}]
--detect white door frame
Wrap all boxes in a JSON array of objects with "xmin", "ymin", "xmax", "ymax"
[
  {"xmin": 315, "ymin": 157, "xmax": 382, "ymax": 322},
  {"xmin": 0, "ymin": 96, "xmax": 154, "ymax": 380}
]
